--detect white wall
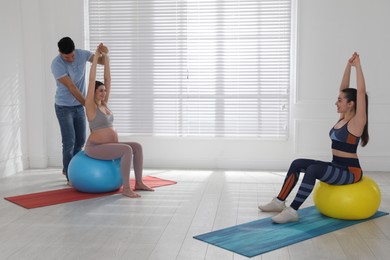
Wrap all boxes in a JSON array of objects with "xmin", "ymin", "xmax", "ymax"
[
  {"xmin": 1, "ymin": 0, "xmax": 389, "ymax": 177},
  {"xmin": 0, "ymin": 0, "xmax": 26, "ymax": 177}
]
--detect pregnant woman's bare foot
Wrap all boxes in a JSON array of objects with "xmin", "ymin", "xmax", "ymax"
[
  {"xmin": 122, "ymin": 186, "xmax": 141, "ymax": 198},
  {"xmin": 134, "ymin": 181, "xmax": 154, "ymax": 191}
]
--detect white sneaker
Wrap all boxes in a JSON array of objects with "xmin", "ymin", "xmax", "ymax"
[
  {"xmin": 258, "ymin": 198, "xmax": 286, "ymax": 212},
  {"xmin": 272, "ymin": 207, "xmax": 299, "ymax": 224}
]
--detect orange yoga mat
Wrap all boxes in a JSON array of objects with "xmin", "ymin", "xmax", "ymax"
[{"xmin": 4, "ymin": 176, "xmax": 177, "ymax": 209}]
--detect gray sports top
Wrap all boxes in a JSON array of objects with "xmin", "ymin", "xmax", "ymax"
[{"xmin": 89, "ymin": 107, "xmax": 114, "ymax": 131}]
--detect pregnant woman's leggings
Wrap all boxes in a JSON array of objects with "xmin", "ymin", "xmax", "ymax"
[{"xmin": 84, "ymin": 141, "xmax": 143, "ymax": 188}]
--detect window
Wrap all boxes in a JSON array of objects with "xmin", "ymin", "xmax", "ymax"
[{"xmin": 87, "ymin": 0, "xmax": 292, "ymax": 138}]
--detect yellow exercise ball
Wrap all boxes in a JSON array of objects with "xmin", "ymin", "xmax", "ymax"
[{"xmin": 313, "ymin": 176, "xmax": 381, "ymax": 220}]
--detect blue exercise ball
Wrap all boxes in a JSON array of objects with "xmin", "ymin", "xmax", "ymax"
[{"xmin": 68, "ymin": 151, "xmax": 122, "ymax": 193}]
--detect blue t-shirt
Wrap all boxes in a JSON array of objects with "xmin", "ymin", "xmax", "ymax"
[{"xmin": 51, "ymin": 49, "xmax": 93, "ymax": 106}]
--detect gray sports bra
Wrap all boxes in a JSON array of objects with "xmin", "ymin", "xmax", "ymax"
[{"xmin": 89, "ymin": 106, "xmax": 114, "ymax": 131}]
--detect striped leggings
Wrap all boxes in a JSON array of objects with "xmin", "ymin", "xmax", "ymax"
[{"xmin": 277, "ymin": 156, "xmax": 362, "ymax": 210}]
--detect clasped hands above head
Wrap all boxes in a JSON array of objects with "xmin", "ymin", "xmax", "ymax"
[
  {"xmin": 97, "ymin": 43, "xmax": 109, "ymax": 56},
  {"xmin": 348, "ymin": 52, "xmax": 360, "ymax": 66}
]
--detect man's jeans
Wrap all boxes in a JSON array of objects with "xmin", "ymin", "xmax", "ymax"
[{"xmin": 55, "ymin": 104, "xmax": 86, "ymax": 180}]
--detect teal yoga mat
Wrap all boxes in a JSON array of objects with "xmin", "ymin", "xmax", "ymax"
[{"xmin": 193, "ymin": 206, "xmax": 388, "ymax": 258}]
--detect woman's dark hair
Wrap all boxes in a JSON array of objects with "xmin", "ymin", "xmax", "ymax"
[
  {"xmin": 342, "ymin": 88, "xmax": 369, "ymax": 146},
  {"xmin": 58, "ymin": 37, "xmax": 75, "ymax": 54},
  {"xmin": 95, "ymin": 81, "xmax": 104, "ymax": 90}
]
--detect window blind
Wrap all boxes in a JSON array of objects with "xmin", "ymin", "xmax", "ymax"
[{"xmin": 87, "ymin": 0, "xmax": 291, "ymax": 138}]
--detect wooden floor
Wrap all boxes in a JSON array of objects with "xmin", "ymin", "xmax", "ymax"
[{"xmin": 0, "ymin": 168, "xmax": 389, "ymax": 260}]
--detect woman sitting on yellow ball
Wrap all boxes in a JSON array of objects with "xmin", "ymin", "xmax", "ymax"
[{"xmin": 259, "ymin": 52, "xmax": 369, "ymax": 223}]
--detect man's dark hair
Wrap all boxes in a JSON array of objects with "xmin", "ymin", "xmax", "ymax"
[{"xmin": 58, "ymin": 37, "xmax": 75, "ymax": 54}]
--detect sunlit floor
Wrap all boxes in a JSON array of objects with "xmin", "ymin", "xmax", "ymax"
[{"xmin": 0, "ymin": 168, "xmax": 389, "ymax": 259}]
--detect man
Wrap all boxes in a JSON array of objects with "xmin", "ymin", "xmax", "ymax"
[{"xmin": 51, "ymin": 37, "xmax": 107, "ymax": 184}]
